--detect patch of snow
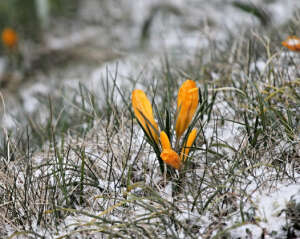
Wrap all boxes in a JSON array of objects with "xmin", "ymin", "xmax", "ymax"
[
  {"xmin": 20, "ymin": 82, "xmax": 50, "ymax": 113},
  {"xmin": 250, "ymin": 60, "xmax": 266, "ymax": 74},
  {"xmin": 256, "ymin": 183, "xmax": 299, "ymax": 233},
  {"xmin": 230, "ymin": 182, "xmax": 300, "ymax": 238},
  {"xmin": 45, "ymin": 27, "xmax": 102, "ymax": 51},
  {"xmin": 160, "ymin": 182, "xmax": 173, "ymax": 201},
  {"xmin": 231, "ymin": 224, "xmax": 263, "ymax": 239},
  {"xmin": 2, "ymin": 114, "xmax": 17, "ymax": 128},
  {"xmin": 269, "ymin": 0, "xmax": 300, "ymax": 25}
]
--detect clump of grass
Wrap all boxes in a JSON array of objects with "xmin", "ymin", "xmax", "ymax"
[{"xmin": 131, "ymin": 79, "xmax": 216, "ymax": 180}]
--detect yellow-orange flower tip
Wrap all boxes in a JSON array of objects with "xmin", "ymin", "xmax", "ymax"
[
  {"xmin": 180, "ymin": 128, "xmax": 197, "ymax": 162},
  {"xmin": 1, "ymin": 28, "xmax": 18, "ymax": 49},
  {"xmin": 282, "ymin": 36, "xmax": 300, "ymax": 52},
  {"xmin": 160, "ymin": 131, "xmax": 171, "ymax": 150},
  {"xmin": 160, "ymin": 148, "xmax": 181, "ymax": 170},
  {"xmin": 132, "ymin": 89, "xmax": 159, "ymax": 143},
  {"xmin": 175, "ymin": 80, "xmax": 199, "ymax": 139}
]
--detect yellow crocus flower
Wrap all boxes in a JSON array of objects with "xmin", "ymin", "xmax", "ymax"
[
  {"xmin": 132, "ymin": 89, "xmax": 159, "ymax": 144},
  {"xmin": 160, "ymin": 149, "xmax": 181, "ymax": 170},
  {"xmin": 160, "ymin": 131, "xmax": 171, "ymax": 150},
  {"xmin": 180, "ymin": 128, "xmax": 197, "ymax": 162},
  {"xmin": 160, "ymin": 131, "xmax": 181, "ymax": 170},
  {"xmin": 175, "ymin": 80, "xmax": 199, "ymax": 139}
]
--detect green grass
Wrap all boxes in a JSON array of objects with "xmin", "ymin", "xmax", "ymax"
[{"xmin": 1, "ymin": 21, "xmax": 300, "ymax": 239}]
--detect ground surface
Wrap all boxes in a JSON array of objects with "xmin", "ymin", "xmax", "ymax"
[{"xmin": 0, "ymin": 0, "xmax": 300, "ymax": 238}]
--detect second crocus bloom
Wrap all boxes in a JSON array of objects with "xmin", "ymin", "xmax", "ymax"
[{"xmin": 175, "ymin": 80, "xmax": 199, "ymax": 140}]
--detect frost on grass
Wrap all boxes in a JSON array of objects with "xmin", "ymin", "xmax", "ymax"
[
  {"xmin": 1, "ymin": 1, "xmax": 300, "ymax": 238},
  {"xmin": 2, "ymin": 75, "xmax": 299, "ymax": 238},
  {"xmin": 1, "ymin": 53, "xmax": 300, "ymax": 239}
]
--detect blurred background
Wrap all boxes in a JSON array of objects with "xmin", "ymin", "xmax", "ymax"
[{"xmin": 0, "ymin": 0, "xmax": 300, "ymax": 125}]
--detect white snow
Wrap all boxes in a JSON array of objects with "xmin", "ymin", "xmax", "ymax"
[
  {"xmin": 229, "ymin": 180, "xmax": 300, "ymax": 238},
  {"xmin": 256, "ymin": 183, "xmax": 299, "ymax": 232}
]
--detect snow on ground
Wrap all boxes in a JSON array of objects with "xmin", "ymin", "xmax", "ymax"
[
  {"xmin": 1, "ymin": 0, "xmax": 300, "ymax": 238},
  {"xmin": 230, "ymin": 182, "xmax": 300, "ymax": 238},
  {"xmin": 256, "ymin": 183, "xmax": 299, "ymax": 235}
]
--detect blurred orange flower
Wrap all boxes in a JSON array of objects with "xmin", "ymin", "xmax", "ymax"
[
  {"xmin": 1, "ymin": 28, "xmax": 18, "ymax": 49},
  {"xmin": 282, "ymin": 36, "xmax": 300, "ymax": 52}
]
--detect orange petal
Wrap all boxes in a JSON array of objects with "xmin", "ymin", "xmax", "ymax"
[
  {"xmin": 1, "ymin": 28, "xmax": 18, "ymax": 49},
  {"xmin": 180, "ymin": 128, "xmax": 197, "ymax": 162},
  {"xmin": 160, "ymin": 131, "xmax": 171, "ymax": 150},
  {"xmin": 175, "ymin": 80, "xmax": 199, "ymax": 139},
  {"xmin": 160, "ymin": 148, "xmax": 181, "ymax": 170},
  {"xmin": 132, "ymin": 89, "xmax": 159, "ymax": 144},
  {"xmin": 282, "ymin": 36, "xmax": 300, "ymax": 52}
]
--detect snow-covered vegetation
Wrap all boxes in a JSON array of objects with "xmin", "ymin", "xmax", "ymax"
[{"xmin": 0, "ymin": 0, "xmax": 300, "ymax": 238}]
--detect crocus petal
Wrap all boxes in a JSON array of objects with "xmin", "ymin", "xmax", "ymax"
[
  {"xmin": 1, "ymin": 28, "xmax": 18, "ymax": 49},
  {"xmin": 175, "ymin": 80, "xmax": 199, "ymax": 139},
  {"xmin": 160, "ymin": 131, "xmax": 171, "ymax": 150},
  {"xmin": 180, "ymin": 128, "xmax": 197, "ymax": 162},
  {"xmin": 282, "ymin": 36, "xmax": 300, "ymax": 52},
  {"xmin": 160, "ymin": 148, "xmax": 181, "ymax": 170},
  {"xmin": 132, "ymin": 89, "xmax": 159, "ymax": 144}
]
